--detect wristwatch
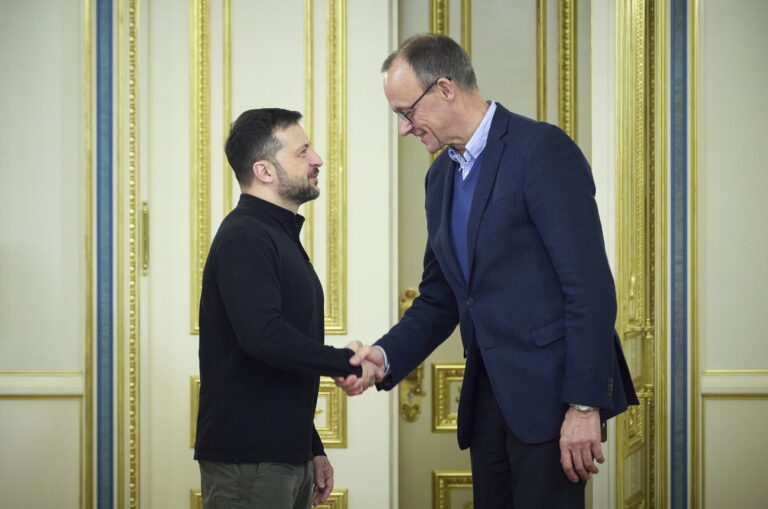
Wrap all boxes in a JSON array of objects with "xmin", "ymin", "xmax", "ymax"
[{"xmin": 569, "ymin": 404, "xmax": 597, "ymax": 412}]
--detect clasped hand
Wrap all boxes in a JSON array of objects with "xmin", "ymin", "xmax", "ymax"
[{"xmin": 334, "ymin": 341, "xmax": 385, "ymax": 396}]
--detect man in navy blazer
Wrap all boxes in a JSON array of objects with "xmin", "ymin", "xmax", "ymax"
[{"xmin": 339, "ymin": 34, "xmax": 638, "ymax": 508}]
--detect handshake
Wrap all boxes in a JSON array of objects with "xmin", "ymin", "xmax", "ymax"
[{"xmin": 334, "ymin": 341, "xmax": 386, "ymax": 396}]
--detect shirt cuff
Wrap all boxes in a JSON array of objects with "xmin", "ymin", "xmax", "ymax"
[{"xmin": 374, "ymin": 345, "xmax": 391, "ymax": 376}]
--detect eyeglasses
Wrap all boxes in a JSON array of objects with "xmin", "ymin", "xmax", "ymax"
[{"xmin": 393, "ymin": 76, "xmax": 451, "ymax": 124}]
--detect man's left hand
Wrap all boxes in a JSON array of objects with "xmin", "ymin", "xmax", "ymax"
[
  {"xmin": 559, "ymin": 407, "xmax": 604, "ymax": 483},
  {"xmin": 312, "ymin": 455, "xmax": 334, "ymax": 506}
]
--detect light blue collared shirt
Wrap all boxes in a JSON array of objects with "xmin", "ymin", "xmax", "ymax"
[{"xmin": 447, "ymin": 101, "xmax": 497, "ymax": 180}]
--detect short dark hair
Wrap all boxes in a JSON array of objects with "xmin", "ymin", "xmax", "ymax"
[
  {"xmin": 225, "ymin": 108, "xmax": 302, "ymax": 186},
  {"xmin": 381, "ymin": 34, "xmax": 477, "ymax": 91}
]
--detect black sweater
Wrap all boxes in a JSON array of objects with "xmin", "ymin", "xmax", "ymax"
[{"xmin": 194, "ymin": 194, "xmax": 362, "ymax": 463}]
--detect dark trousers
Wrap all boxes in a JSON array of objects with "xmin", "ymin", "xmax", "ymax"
[
  {"xmin": 469, "ymin": 364, "xmax": 585, "ymax": 509},
  {"xmin": 199, "ymin": 460, "xmax": 313, "ymax": 509}
]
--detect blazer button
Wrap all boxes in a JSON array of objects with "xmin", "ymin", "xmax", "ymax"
[{"xmin": 467, "ymin": 297, "xmax": 475, "ymax": 307}]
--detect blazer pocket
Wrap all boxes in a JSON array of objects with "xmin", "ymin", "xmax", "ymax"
[{"xmin": 530, "ymin": 314, "xmax": 566, "ymax": 347}]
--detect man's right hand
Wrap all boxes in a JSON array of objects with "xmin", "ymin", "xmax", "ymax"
[{"xmin": 335, "ymin": 342, "xmax": 385, "ymax": 395}]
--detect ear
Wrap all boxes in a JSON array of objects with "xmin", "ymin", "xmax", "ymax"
[
  {"xmin": 437, "ymin": 77, "xmax": 454, "ymax": 101},
  {"xmin": 252, "ymin": 160, "xmax": 274, "ymax": 184}
]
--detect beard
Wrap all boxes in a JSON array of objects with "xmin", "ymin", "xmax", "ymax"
[{"xmin": 273, "ymin": 160, "xmax": 320, "ymax": 205}]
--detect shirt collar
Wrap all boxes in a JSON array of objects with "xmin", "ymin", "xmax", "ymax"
[{"xmin": 447, "ymin": 100, "xmax": 497, "ymax": 165}]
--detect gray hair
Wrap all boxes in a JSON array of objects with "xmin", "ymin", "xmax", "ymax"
[{"xmin": 381, "ymin": 33, "xmax": 477, "ymax": 91}]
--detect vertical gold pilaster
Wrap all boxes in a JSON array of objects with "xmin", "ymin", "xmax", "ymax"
[
  {"xmin": 303, "ymin": 0, "xmax": 315, "ymax": 260},
  {"xmin": 654, "ymin": 0, "xmax": 668, "ymax": 505},
  {"xmin": 325, "ymin": 0, "xmax": 347, "ymax": 334},
  {"xmin": 558, "ymin": 0, "xmax": 577, "ymax": 140},
  {"xmin": 537, "ymin": 0, "xmax": 547, "ymax": 121},
  {"xmin": 430, "ymin": 0, "xmax": 449, "ymax": 36},
  {"xmin": 222, "ymin": 0, "xmax": 233, "ymax": 215},
  {"xmin": 190, "ymin": 0, "xmax": 211, "ymax": 334},
  {"xmin": 83, "ymin": 0, "xmax": 94, "ymax": 506},
  {"xmin": 690, "ymin": 0, "xmax": 701, "ymax": 506},
  {"xmin": 460, "ymin": 0, "xmax": 471, "ymax": 56}
]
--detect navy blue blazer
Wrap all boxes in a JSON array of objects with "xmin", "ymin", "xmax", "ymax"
[{"xmin": 376, "ymin": 104, "xmax": 638, "ymax": 447}]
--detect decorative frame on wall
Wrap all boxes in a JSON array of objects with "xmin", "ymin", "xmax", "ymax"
[
  {"xmin": 191, "ymin": 488, "xmax": 347, "ymax": 508},
  {"xmin": 432, "ymin": 363, "xmax": 464, "ymax": 432},
  {"xmin": 432, "ymin": 471, "xmax": 473, "ymax": 509},
  {"xmin": 190, "ymin": 376, "xmax": 346, "ymax": 449}
]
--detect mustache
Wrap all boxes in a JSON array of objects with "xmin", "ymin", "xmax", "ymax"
[{"xmin": 310, "ymin": 169, "xmax": 319, "ymax": 177}]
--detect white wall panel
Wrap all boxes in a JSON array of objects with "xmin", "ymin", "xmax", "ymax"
[
  {"xmin": 0, "ymin": 0, "xmax": 84, "ymax": 370},
  {"xmin": 0, "ymin": 398, "xmax": 81, "ymax": 509},
  {"xmin": 703, "ymin": 397, "xmax": 768, "ymax": 508},
  {"xmin": 699, "ymin": 0, "xmax": 768, "ymax": 370}
]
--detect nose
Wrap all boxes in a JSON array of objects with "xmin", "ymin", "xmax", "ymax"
[
  {"xmin": 398, "ymin": 116, "xmax": 413, "ymax": 137},
  {"xmin": 310, "ymin": 149, "xmax": 323, "ymax": 167}
]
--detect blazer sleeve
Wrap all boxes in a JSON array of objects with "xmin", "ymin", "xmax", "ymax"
[
  {"xmin": 523, "ymin": 124, "xmax": 618, "ymax": 409},
  {"xmin": 375, "ymin": 169, "xmax": 460, "ymax": 388}
]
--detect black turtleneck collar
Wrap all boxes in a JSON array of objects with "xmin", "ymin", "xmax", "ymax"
[{"xmin": 237, "ymin": 193, "xmax": 305, "ymax": 234}]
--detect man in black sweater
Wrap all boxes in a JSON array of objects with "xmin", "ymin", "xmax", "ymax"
[{"xmin": 194, "ymin": 108, "xmax": 379, "ymax": 509}]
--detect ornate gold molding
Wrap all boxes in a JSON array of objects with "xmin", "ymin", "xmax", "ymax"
[
  {"xmin": 116, "ymin": 0, "xmax": 142, "ymax": 506},
  {"xmin": 537, "ymin": 0, "xmax": 547, "ymax": 121},
  {"xmin": 616, "ymin": 0, "xmax": 657, "ymax": 507},
  {"xmin": 190, "ymin": 0, "xmax": 211, "ymax": 335},
  {"xmin": 315, "ymin": 377, "xmax": 347, "ymax": 448},
  {"xmin": 222, "ymin": 0, "xmax": 233, "ymax": 215},
  {"xmin": 433, "ymin": 471, "xmax": 473, "ymax": 509},
  {"xmin": 432, "ymin": 364, "xmax": 464, "ymax": 432},
  {"xmin": 430, "ymin": 0, "xmax": 449, "ymax": 36},
  {"xmin": 557, "ymin": 0, "xmax": 577, "ymax": 141},
  {"xmin": 325, "ymin": 0, "xmax": 347, "ymax": 334}
]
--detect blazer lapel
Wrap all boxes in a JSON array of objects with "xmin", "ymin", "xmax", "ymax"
[{"xmin": 465, "ymin": 109, "xmax": 509, "ymax": 286}]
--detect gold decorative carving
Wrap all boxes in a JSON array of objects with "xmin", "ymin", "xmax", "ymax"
[
  {"xmin": 430, "ymin": 0, "xmax": 449, "ymax": 36},
  {"xmin": 400, "ymin": 363, "xmax": 425, "ymax": 422},
  {"xmin": 190, "ymin": 0, "xmax": 211, "ymax": 335},
  {"xmin": 83, "ymin": 0, "xmax": 95, "ymax": 504},
  {"xmin": 557, "ymin": 0, "xmax": 577, "ymax": 141},
  {"xmin": 433, "ymin": 471, "xmax": 473, "ymax": 509},
  {"xmin": 616, "ymin": 0, "xmax": 658, "ymax": 507},
  {"xmin": 315, "ymin": 377, "xmax": 347, "ymax": 448},
  {"xmin": 117, "ymin": 0, "xmax": 142, "ymax": 506},
  {"xmin": 222, "ymin": 0, "xmax": 233, "ymax": 214},
  {"xmin": 324, "ymin": 0, "xmax": 347, "ymax": 334},
  {"xmin": 432, "ymin": 363, "xmax": 465, "ymax": 432},
  {"xmin": 315, "ymin": 489, "xmax": 348, "ymax": 509},
  {"xmin": 190, "ymin": 376, "xmax": 201, "ymax": 448},
  {"xmin": 536, "ymin": 0, "xmax": 547, "ymax": 121}
]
